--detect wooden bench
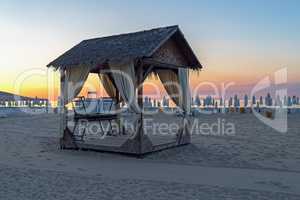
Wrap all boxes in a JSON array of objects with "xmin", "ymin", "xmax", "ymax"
[{"xmin": 71, "ymin": 97, "xmax": 120, "ymax": 141}]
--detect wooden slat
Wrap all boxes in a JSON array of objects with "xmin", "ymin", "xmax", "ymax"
[{"xmin": 142, "ymin": 58, "xmax": 189, "ymax": 70}]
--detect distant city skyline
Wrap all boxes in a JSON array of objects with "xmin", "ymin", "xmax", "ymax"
[{"xmin": 1, "ymin": 89, "xmax": 299, "ymax": 109}]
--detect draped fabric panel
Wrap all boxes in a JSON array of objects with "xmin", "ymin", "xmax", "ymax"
[
  {"xmin": 157, "ymin": 68, "xmax": 191, "ymax": 114},
  {"xmin": 98, "ymin": 73, "xmax": 117, "ymax": 99},
  {"xmin": 178, "ymin": 68, "xmax": 191, "ymax": 114},
  {"xmin": 109, "ymin": 61, "xmax": 140, "ymax": 113},
  {"xmin": 64, "ymin": 66, "xmax": 90, "ymax": 105},
  {"xmin": 157, "ymin": 69, "xmax": 181, "ymax": 107}
]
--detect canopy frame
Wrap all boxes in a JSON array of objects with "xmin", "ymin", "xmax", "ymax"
[
  {"xmin": 59, "ymin": 58, "xmax": 192, "ymax": 155},
  {"xmin": 49, "ymin": 25, "xmax": 202, "ymax": 156}
]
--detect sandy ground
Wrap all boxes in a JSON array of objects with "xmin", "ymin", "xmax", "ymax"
[{"xmin": 0, "ymin": 113, "xmax": 300, "ymax": 199}]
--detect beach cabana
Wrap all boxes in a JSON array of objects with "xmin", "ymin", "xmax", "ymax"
[{"xmin": 47, "ymin": 25, "xmax": 202, "ymax": 155}]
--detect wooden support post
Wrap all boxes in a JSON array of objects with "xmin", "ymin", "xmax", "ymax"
[
  {"xmin": 59, "ymin": 69, "xmax": 68, "ymax": 147},
  {"xmin": 59, "ymin": 69, "xmax": 65, "ymax": 139},
  {"xmin": 115, "ymin": 89, "xmax": 122, "ymax": 134},
  {"xmin": 137, "ymin": 73, "xmax": 143, "ymax": 109},
  {"xmin": 137, "ymin": 63, "xmax": 144, "ymax": 154}
]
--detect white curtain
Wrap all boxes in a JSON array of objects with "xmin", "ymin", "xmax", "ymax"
[
  {"xmin": 157, "ymin": 68, "xmax": 191, "ymax": 114},
  {"xmin": 109, "ymin": 61, "xmax": 140, "ymax": 113},
  {"xmin": 179, "ymin": 68, "xmax": 191, "ymax": 114},
  {"xmin": 157, "ymin": 69, "xmax": 181, "ymax": 107},
  {"xmin": 64, "ymin": 66, "xmax": 90, "ymax": 105},
  {"xmin": 98, "ymin": 73, "xmax": 117, "ymax": 98}
]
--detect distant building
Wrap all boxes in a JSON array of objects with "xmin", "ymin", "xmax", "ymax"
[
  {"xmin": 234, "ymin": 95, "xmax": 240, "ymax": 108},
  {"xmin": 265, "ymin": 93, "xmax": 273, "ymax": 106},
  {"xmin": 252, "ymin": 96, "xmax": 256, "ymax": 105},
  {"xmin": 219, "ymin": 97, "xmax": 223, "ymax": 107},
  {"xmin": 204, "ymin": 96, "xmax": 213, "ymax": 107},
  {"xmin": 214, "ymin": 101, "xmax": 218, "ymax": 109},
  {"xmin": 144, "ymin": 96, "xmax": 153, "ymax": 107},
  {"xmin": 228, "ymin": 97, "xmax": 233, "ymax": 107},
  {"xmin": 195, "ymin": 95, "xmax": 201, "ymax": 107},
  {"xmin": 162, "ymin": 96, "xmax": 169, "ymax": 107},
  {"xmin": 288, "ymin": 96, "xmax": 292, "ymax": 107},
  {"xmin": 259, "ymin": 96, "xmax": 263, "ymax": 106},
  {"xmin": 244, "ymin": 95, "xmax": 249, "ymax": 107},
  {"xmin": 292, "ymin": 96, "xmax": 297, "ymax": 105}
]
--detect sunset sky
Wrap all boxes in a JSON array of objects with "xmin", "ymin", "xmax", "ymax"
[{"xmin": 1, "ymin": 0, "xmax": 299, "ymax": 99}]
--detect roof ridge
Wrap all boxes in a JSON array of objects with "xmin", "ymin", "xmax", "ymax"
[{"xmin": 82, "ymin": 25, "xmax": 179, "ymax": 43}]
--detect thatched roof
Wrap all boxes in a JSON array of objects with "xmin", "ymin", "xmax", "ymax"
[{"xmin": 47, "ymin": 25, "xmax": 202, "ymax": 70}]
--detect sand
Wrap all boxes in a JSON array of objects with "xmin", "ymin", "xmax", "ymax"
[{"xmin": 0, "ymin": 113, "xmax": 300, "ymax": 199}]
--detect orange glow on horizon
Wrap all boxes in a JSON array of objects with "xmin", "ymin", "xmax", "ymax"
[{"xmin": 1, "ymin": 67, "xmax": 299, "ymax": 100}]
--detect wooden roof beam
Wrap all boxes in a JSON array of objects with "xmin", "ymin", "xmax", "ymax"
[{"xmin": 141, "ymin": 58, "xmax": 190, "ymax": 70}]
